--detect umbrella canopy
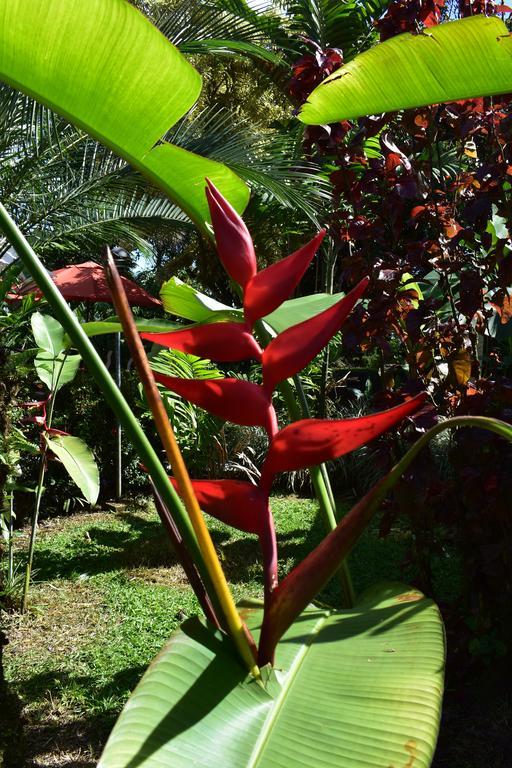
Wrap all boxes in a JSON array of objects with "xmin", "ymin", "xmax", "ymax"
[{"xmin": 8, "ymin": 260, "xmax": 160, "ymax": 308}]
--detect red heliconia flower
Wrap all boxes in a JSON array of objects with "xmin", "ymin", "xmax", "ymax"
[
  {"xmin": 205, "ymin": 178, "xmax": 257, "ymax": 289},
  {"xmin": 260, "ymin": 392, "xmax": 427, "ymax": 490},
  {"xmin": 243, "ymin": 230, "xmax": 326, "ymax": 327},
  {"xmin": 142, "ymin": 322, "xmax": 262, "ymax": 363},
  {"xmin": 170, "ymin": 477, "xmax": 278, "ymax": 602},
  {"xmin": 262, "ymin": 277, "xmax": 370, "ymax": 394},
  {"xmin": 168, "ymin": 478, "xmax": 264, "ymax": 534},
  {"xmin": 154, "ymin": 373, "xmax": 278, "ymax": 435}
]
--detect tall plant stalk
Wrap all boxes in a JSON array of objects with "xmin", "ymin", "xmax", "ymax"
[
  {"xmin": 104, "ymin": 250, "xmax": 260, "ymax": 678},
  {"xmin": 254, "ymin": 318, "xmax": 355, "ymax": 606}
]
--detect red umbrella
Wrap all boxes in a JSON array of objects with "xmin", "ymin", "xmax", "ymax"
[{"xmin": 8, "ymin": 260, "xmax": 160, "ymax": 308}]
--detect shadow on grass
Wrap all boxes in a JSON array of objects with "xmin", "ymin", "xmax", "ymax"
[
  {"xmin": 12, "ymin": 664, "xmax": 150, "ymax": 768},
  {"xmin": 31, "ymin": 507, "xmax": 329, "ymax": 588}
]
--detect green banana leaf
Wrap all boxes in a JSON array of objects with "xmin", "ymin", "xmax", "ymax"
[
  {"xmin": 44, "ymin": 434, "xmax": 99, "ymax": 505},
  {"xmin": 160, "ymin": 276, "xmax": 238, "ymax": 323},
  {"xmin": 99, "ymin": 582, "xmax": 445, "ymax": 768},
  {"xmin": 160, "ymin": 276, "xmax": 346, "ymax": 334},
  {"xmin": 265, "ymin": 292, "xmax": 345, "ymax": 334},
  {"xmin": 0, "ymin": 0, "xmax": 249, "ymax": 229},
  {"xmin": 299, "ymin": 16, "xmax": 512, "ymax": 124}
]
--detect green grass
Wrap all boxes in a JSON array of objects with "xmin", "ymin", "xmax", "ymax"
[
  {"xmin": 2, "ymin": 495, "xmax": 506, "ymax": 768},
  {"xmin": 2, "ymin": 495, "xmax": 414, "ymax": 766}
]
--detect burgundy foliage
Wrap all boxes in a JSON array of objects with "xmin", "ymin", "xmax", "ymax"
[{"xmin": 291, "ymin": 0, "xmax": 512, "ymax": 661}]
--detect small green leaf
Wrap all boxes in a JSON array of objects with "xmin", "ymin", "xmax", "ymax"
[
  {"xmin": 299, "ymin": 16, "xmax": 512, "ymax": 125},
  {"xmin": 77, "ymin": 317, "xmax": 182, "ymax": 341},
  {"xmin": 34, "ymin": 352, "xmax": 81, "ymax": 392},
  {"xmin": 160, "ymin": 277, "xmax": 347, "ymax": 335},
  {"xmin": 31, "ymin": 313, "xmax": 66, "ymax": 356},
  {"xmin": 265, "ymin": 292, "xmax": 346, "ymax": 334},
  {"xmin": 44, "ymin": 434, "xmax": 99, "ymax": 505},
  {"xmin": 160, "ymin": 277, "xmax": 240, "ymax": 322}
]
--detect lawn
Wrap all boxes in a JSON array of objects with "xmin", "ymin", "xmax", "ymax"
[{"xmin": 2, "ymin": 496, "xmax": 510, "ymax": 767}]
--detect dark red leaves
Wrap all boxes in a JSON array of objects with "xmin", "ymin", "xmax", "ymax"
[
  {"xmin": 205, "ymin": 179, "xmax": 257, "ymax": 289},
  {"xmin": 243, "ymin": 230, "xmax": 326, "ymax": 327},
  {"xmin": 260, "ymin": 392, "xmax": 426, "ymax": 489},
  {"xmin": 258, "ymin": 475, "xmax": 389, "ymax": 665},
  {"xmin": 142, "ymin": 323, "xmax": 262, "ymax": 363},
  {"xmin": 262, "ymin": 277, "xmax": 369, "ymax": 393},
  {"xmin": 154, "ymin": 373, "xmax": 278, "ymax": 434},
  {"xmin": 169, "ymin": 478, "xmax": 265, "ymax": 534}
]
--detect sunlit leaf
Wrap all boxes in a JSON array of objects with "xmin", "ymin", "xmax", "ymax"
[
  {"xmin": 44, "ymin": 434, "xmax": 99, "ymax": 504},
  {"xmin": 99, "ymin": 584, "xmax": 445, "ymax": 768},
  {"xmin": 299, "ymin": 17, "xmax": 512, "ymax": 124}
]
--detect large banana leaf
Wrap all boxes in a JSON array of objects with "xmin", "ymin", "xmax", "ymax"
[
  {"xmin": 299, "ymin": 16, "xmax": 512, "ymax": 124},
  {"xmin": 99, "ymin": 582, "xmax": 445, "ymax": 768},
  {"xmin": 0, "ymin": 0, "xmax": 249, "ymax": 228}
]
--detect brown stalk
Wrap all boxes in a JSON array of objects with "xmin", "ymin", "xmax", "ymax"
[{"xmin": 103, "ymin": 247, "xmax": 260, "ymax": 677}]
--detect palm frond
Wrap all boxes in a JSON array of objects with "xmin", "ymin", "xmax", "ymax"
[{"xmin": 169, "ymin": 107, "xmax": 330, "ymax": 224}]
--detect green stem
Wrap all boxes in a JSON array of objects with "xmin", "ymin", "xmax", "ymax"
[
  {"xmin": 0, "ymin": 203, "xmax": 215, "ymax": 612},
  {"xmin": 21, "ymin": 441, "xmax": 47, "ymax": 612},
  {"xmin": 22, "ymin": 355, "xmax": 66, "ymax": 612},
  {"xmin": 7, "ymin": 491, "xmax": 14, "ymax": 583},
  {"xmin": 283, "ymin": 375, "xmax": 355, "ymax": 607}
]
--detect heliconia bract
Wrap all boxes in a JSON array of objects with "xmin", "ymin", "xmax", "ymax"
[
  {"xmin": 168, "ymin": 477, "xmax": 265, "ymax": 534},
  {"xmin": 169, "ymin": 477, "xmax": 278, "ymax": 603},
  {"xmin": 154, "ymin": 373, "xmax": 278, "ymax": 435},
  {"xmin": 205, "ymin": 178, "xmax": 257, "ymax": 289},
  {"xmin": 260, "ymin": 393, "xmax": 427, "ymax": 489},
  {"xmin": 243, "ymin": 230, "xmax": 326, "ymax": 327},
  {"xmin": 142, "ymin": 322, "xmax": 263, "ymax": 362},
  {"xmin": 262, "ymin": 277, "xmax": 370, "ymax": 393}
]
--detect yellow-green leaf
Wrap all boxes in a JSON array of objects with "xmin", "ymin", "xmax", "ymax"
[{"xmin": 300, "ymin": 17, "xmax": 512, "ymax": 125}]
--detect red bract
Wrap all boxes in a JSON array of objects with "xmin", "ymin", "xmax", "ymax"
[
  {"xmin": 142, "ymin": 322, "xmax": 262, "ymax": 363},
  {"xmin": 260, "ymin": 392, "xmax": 427, "ymax": 489},
  {"xmin": 205, "ymin": 178, "xmax": 257, "ymax": 289},
  {"xmin": 170, "ymin": 477, "xmax": 278, "ymax": 602},
  {"xmin": 168, "ymin": 478, "xmax": 265, "ymax": 534},
  {"xmin": 153, "ymin": 373, "xmax": 278, "ymax": 434},
  {"xmin": 258, "ymin": 474, "xmax": 389, "ymax": 665},
  {"xmin": 262, "ymin": 277, "xmax": 369, "ymax": 393},
  {"xmin": 243, "ymin": 230, "xmax": 326, "ymax": 327}
]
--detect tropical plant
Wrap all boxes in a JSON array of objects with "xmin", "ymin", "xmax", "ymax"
[
  {"xmin": 1, "ymin": 3, "xmax": 512, "ymax": 766},
  {"xmin": 290, "ymin": 1, "xmax": 512, "ymax": 661},
  {"xmin": 20, "ymin": 312, "xmax": 99, "ymax": 610},
  {"xmin": 95, "ymin": 180, "xmax": 512, "ymax": 768}
]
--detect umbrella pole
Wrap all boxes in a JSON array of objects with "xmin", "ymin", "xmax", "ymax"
[{"xmin": 115, "ymin": 331, "xmax": 122, "ymax": 499}]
